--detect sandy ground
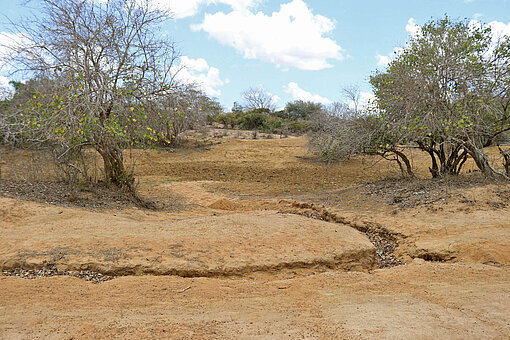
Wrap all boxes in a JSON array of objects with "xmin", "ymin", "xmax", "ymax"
[
  {"xmin": 1, "ymin": 263, "xmax": 509, "ymax": 339},
  {"xmin": 1, "ymin": 136, "xmax": 510, "ymax": 339},
  {"xmin": 0, "ymin": 198, "xmax": 376, "ymax": 276}
]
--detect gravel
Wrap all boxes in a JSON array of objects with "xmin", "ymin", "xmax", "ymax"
[
  {"xmin": 1, "ymin": 265, "xmax": 115, "ymax": 284},
  {"xmin": 364, "ymin": 230, "xmax": 404, "ymax": 268}
]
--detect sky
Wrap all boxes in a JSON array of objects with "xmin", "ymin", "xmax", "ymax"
[{"xmin": 0, "ymin": 0, "xmax": 510, "ymax": 110}]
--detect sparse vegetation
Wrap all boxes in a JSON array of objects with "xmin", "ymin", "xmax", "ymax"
[
  {"xmin": 1, "ymin": 3, "xmax": 510, "ymax": 338},
  {"xmin": 0, "ymin": 9, "xmax": 509, "ymax": 200},
  {"xmin": 212, "ymin": 100, "xmax": 317, "ymax": 135}
]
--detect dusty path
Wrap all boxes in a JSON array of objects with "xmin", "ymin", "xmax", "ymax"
[{"xmin": 1, "ymin": 136, "xmax": 510, "ymax": 339}]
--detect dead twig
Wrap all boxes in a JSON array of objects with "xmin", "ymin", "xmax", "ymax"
[{"xmin": 173, "ymin": 286, "xmax": 191, "ymax": 293}]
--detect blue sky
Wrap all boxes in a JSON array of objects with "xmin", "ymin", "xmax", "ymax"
[{"xmin": 1, "ymin": 0, "xmax": 510, "ymax": 110}]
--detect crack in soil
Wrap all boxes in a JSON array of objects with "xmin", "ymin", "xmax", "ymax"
[
  {"xmin": 278, "ymin": 200, "xmax": 405, "ymax": 268},
  {"xmin": 416, "ymin": 252, "xmax": 454, "ymax": 263}
]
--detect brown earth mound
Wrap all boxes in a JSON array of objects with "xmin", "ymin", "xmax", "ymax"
[
  {"xmin": 208, "ymin": 198, "xmax": 240, "ymax": 210},
  {"xmin": 0, "ymin": 198, "xmax": 375, "ymax": 277}
]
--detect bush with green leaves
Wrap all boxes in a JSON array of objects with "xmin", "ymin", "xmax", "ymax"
[
  {"xmin": 213, "ymin": 108, "xmax": 313, "ymax": 134},
  {"xmin": 238, "ymin": 109, "xmax": 270, "ymax": 130},
  {"xmin": 313, "ymin": 16, "xmax": 510, "ymax": 179},
  {"xmin": 284, "ymin": 100, "xmax": 323, "ymax": 120},
  {"xmin": 370, "ymin": 16, "xmax": 510, "ymax": 178}
]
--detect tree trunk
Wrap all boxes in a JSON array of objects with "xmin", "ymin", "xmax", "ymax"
[
  {"xmin": 427, "ymin": 149, "xmax": 440, "ymax": 178},
  {"xmin": 498, "ymin": 145, "xmax": 510, "ymax": 176},
  {"xmin": 394, "ymin": 150, "xmax": 415, "ymax": 178},
  {"xmin": 465, "ymin": 144, "xmax": 509, "ymax": 180},
  {"xmin": 97, "ymin": 142, "xmax": 135, "ymax": 191},
  {"xmin": 452, "ymin": 150, "xmax": 468, "ymax": 175},
  {"xmin": 417, "ymin": 140, "xmax": 441, "ymax": 178},
  {"xmin": 444, "ymin": 144, "xmax": 464, "ymax": 175},
  {"xmin": 419, "ymin": 141, "xmax": 467, "ymax": 177},
  {"xmin": 438, "ymin": 144, "xmax": 446, "ymax": 174}
]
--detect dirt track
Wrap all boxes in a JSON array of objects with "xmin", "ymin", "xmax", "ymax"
[{"xmin": 1, "ymin": 136, "xmax": 509, "ymax": 339}]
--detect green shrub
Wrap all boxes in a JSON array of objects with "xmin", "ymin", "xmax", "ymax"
[{"xmin": 239, "ymin": 111, "xmax": 267, "ymax": 130}]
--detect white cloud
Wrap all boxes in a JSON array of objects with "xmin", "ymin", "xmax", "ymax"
[
  {"xmin": 405, "ymin": 18, "xmax": 421, "ymax": 38},
  {"xmin": 165, "ymin": 0, "xmax": 203, "ymax": 18},
  {"xmin": 473, "ymin": 13, "xmax": 483, "ymax": 20},
  {"xmin": 172, "ymin": 56, "xmax": 227, "ymax": 97},
  {"xmin": 148, "ymin": 0, "xmax": 262, "ymax": 19},
  {"xmin": 0, "ymin": 76, "xmax": 14, "ymax": 100},
  {"xmin": 487, "ymin": 20, "xmax": 510, "ymax": 40},
  {"xmin": 192, "ymin": 0, "xmax": 344, "ymax": 70},
  {"xmin": 375, "ymin": 47, "xmax": 403, "ymax": 67},
  {"xmin": 284, "ymin": 82, "xmax": 331, "ymax": 104},
  {"xmin": 0, "ymin": 32, "xmax": 31, "ymax": 73},
  {"xmin": 375, "ymin": 53, "xmax": 391, "ymax": 67}
]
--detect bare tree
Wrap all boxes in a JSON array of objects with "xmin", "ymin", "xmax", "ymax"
[
  {"xmin": 3, "ymin": 0, "xmax": 180, "ymax": 191},
  {"xmin": 242, "ymin": 86, "xmax": 277, "ymax": 112},
  {"xmin": 310, "ymin": 103, "xmax": 415, "ymax": 177},
  {"xmin": 342, "ymin": 85, "xmax": 361, "ymax": 114},
  {"xmin": 145, "ymin": 85, "xmax": 220, "ymax": 145}
]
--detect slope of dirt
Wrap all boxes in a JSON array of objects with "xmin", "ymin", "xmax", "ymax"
[
  {"xmin": 0, "ymin": 197, "xmax": 375, "ymax": 277},
  {"xmin": 0, "ymin": 262, "xmax": 508, "ymax": 339}
]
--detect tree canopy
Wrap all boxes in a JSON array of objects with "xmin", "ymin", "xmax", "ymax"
[
  {"xmin": 284, "ymin": 100, "xmax": 323, "ymax": 120},
  {"xmin": 2, "ymin": 0, "xmax": 181, "ymax": 190},
  {"xmin": 313, "ymin": 16, "xmax": 510, "ymax": 178},
  {"xmin": 370, "ymin": 17, "xmax": 510, "ymax": 178}
]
